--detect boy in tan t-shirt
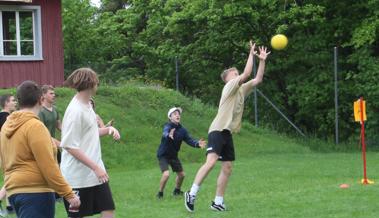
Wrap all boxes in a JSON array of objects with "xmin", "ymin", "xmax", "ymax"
[{"xmin": 185, "ymin": 41, "xmax": 270, "ymax": 212}]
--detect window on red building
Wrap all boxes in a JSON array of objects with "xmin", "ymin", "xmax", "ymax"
[{"xmin": 0, "ymin": 5, "xmax": 42, "ymax": 61}]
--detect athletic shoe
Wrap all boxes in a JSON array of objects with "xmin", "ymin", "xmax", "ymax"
[
  {"xmin": 173, "ymin": 188, "xmax": 183, "ymax": 196},
  {"xmin": 210, "ymin": 201, "xmax": 226, "ymax": 211},
  {"xmin": 184, "ymin": 191, "xmax": 195, "ymax": 212},
  {"xmin": 156, "ymin": 191, "xmax": 163, "ymax": 199}
]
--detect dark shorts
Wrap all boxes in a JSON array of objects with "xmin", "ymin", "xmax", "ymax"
[
  {"xmin": 64, "ymin": 182, "xmax": 115, "ymax": 217},
  {"xmin": 57, "ymin": 149, "xmax": 62, "ymax": 164},
  {"xmin": 206, "ymin": 130, "xmax": 235, "ymax": 161},
  {"xmin": 158, "ymin": 156, "xmax": 183, "ymax": 172}
]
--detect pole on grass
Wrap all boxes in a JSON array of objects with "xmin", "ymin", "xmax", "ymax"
[
  {"xmin": 334, "ymin": 47, "xmax": 339, "ymax": 144},
  {"xmin": 354, "ymin": 97, "xmax": 373, "ymax": 184},
  {"xmin": 175, "ymin": 56, "xmax": 179, "ymax": 92},
  {"xmin": 359, "ymin": 97, "xmax": 368, "ymax": 185}
]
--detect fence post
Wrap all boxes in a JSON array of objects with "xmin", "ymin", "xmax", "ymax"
[
  {"xmin": 334, "ymin": 47, "xmax": 339, "ymax": 144},
  {"xmin": 175, "ymin": 56, "xmax": 179, "ymax": 92}
]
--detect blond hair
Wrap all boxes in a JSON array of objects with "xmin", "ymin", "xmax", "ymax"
[
  {"xmin": 220, "ymin": 67, "xmax": 237, "ymax": 82},
  {"xmin": 64, "ymin": 68, "xmax": 99, "ymax": 92}
]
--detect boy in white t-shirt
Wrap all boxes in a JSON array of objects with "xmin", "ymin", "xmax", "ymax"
[{"xmin": 60, "ymin": 68, "xmax": 120, "ymax": 218}]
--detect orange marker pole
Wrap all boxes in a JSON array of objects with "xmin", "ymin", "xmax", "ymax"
[{"xmin": 360, "ymin": 97, "xmax": 368, "ymax": 185}]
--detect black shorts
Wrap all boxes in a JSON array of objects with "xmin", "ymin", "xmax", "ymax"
[
  {"xmin": 206, "ymin": 130, "xmax": 235, "ymax": 161},
  {"xmin": 64, "ymin": 182, "xmax": 115, "ymax": 217},
  {"xmin": 158, "ymin": 156, "xmax": 183, "ymax": 172}
]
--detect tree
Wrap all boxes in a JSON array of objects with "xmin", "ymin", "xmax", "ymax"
[{"xmin": 62, "ymin": 0, "xmax": 379, "ymax": 145}]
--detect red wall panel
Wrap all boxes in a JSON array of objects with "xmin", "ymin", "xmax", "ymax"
[{"xmin": 0, "ymin": 0, "xmax": 64, "ymax": 88}]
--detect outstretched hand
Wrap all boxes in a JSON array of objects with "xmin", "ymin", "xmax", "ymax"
[
  {"xmin": 169, "ymin": 128, "xmax": 175, "ymax": 140},
  {"xmin": 249, "ymin": 40, "xmax": 257, "ymax": 56},
  {"xmin": 255, "ymin": 46, "xmax": 271, "ymax": 61},
  {"xmin": 198, "ymin": 138, "xmax": 207, "ymax": 149}
]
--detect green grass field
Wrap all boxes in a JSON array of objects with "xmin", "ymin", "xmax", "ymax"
[
  {"xmin": 2, "ymin": 84, "xmax": 378, "ymax": 217},
  {"xmin": 55, "ymin": 152, "xmax": 379, "ymax": 218}
]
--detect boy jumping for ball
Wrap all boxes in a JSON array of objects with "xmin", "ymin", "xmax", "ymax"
[
  {"xmin": 184, "ymin": 41, "xmax": 270, "ymax": 212},
  {"xmin": 156, "ymin": 107, "xmax": 206, "ymax": 199}
]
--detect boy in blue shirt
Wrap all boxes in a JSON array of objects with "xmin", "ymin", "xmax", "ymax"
[{"xmin": 156, "ymin": 107, "xmax": 206, "ymax": 199}]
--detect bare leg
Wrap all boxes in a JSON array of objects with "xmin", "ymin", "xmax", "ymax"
[
  {"xmin": 175, "ymin": 171, "xmax": 185, "ymax": 190},
  {"xmin": 159, "ymin": 170, "xmax": 170, "ymax": 192},
  {"xmin": 193, "ymin": 153, "xmax": 219, "ymax": 186},
  {"xmin": 0, "ymin": 186, "xmax": 6, "ymax": 216},
  {"xmin": 101, "ymin": 210, "xmax": 114, "ymax": 218},
  {"xmin": 216, "ymin": 161, "xmax": 233, "ymax": 197},
  {"xmin": 185, "ymin": 154, "xmax": 219, "ymax": 212}
]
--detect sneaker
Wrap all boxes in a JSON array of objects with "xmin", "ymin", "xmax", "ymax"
[
  {"xmin": 210, "ymin": 201, "xmax": 226, "ymax": 211},
  {"xmin": 184, "ymin": 191, "xmax": 195, "ymax": 212},
  {"xmin": 156, "ymin": 191, "xmax": 163, "ymax": 199},
  {"xmin": 173, "ymin": 188, "xmax": 183, "ymax": 196}
]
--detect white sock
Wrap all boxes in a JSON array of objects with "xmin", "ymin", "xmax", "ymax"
[
  {"xmin": 189, "ymin": 184, "xmax": 200, "ymax": 196},
  {"xmin": 214, "ymin": 196, "xmax": 223, "ymax": 205}
]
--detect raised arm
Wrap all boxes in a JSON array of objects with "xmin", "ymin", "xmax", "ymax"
[
  {"xmin": 239, "ymin": 41, "xmax": 257, "ymax": 85},
  {"xmin": 242, "ymin": 46, "xmax": 271, "ymax": 91}
]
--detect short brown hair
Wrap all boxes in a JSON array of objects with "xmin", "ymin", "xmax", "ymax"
[
  {"xmin": 220, "ymin": 67, "xmax": 237, "ymax": 82},
  {"xmin": 16, "ymin": 81, "xmax": 42, "ymax": 108},
  {"xmin": 0, "ymin": 94, "xmax": 12, "ymax": 108},
  {"xmin": 64, "ymin": 68, "xmax": 99, "ymax": 92},
  {"xmin": 41, "ymin": 85, "xmax": 54, "ymax": 94}
]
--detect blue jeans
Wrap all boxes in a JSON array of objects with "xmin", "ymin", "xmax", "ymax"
[{"xmin": 9, "ymin": 192, "xmax": 55, "ymax": 218}]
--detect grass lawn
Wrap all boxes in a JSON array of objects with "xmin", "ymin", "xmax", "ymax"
[
  {"xmin": 2, "ymin": 84, "xmax": 377, "ymax": 217},
  {"xmin": 55, "ymin": 152, "xmax": 379, "ymax": 218}
]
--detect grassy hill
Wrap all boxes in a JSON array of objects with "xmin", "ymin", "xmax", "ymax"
[
  {"xmin": 52, "ymin": 83, "xmax": 313, "ymax": 170},
  {"xmin": 2, "ymin": 83, "xmax": 379, "ymax": 218}
]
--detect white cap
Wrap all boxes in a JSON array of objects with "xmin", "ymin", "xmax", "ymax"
[{"xmin": 167, "ymin": 107, "xmax": 182, "ymax": 118}]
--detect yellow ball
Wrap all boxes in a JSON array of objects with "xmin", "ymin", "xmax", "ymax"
[{"xmin": 271, "ymin": 34, "xmax": 288, "ymax": 50}]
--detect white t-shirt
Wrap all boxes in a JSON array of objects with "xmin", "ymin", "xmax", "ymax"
[
  {"xmin": 60, "ymin": 96, "xmax": 105, "ymax": 188},
  {"xmin": 209, "ymin": 76, "xmax": 252, "ymax": 133}
]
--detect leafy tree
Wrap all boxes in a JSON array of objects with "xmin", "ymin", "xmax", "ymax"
[
  {"xmin": 62, "ymin": 0, "xmax": 98, "ymax": 74},
  {"xmin": 62, "ymin": 0, "xmax": 379, "ymax": 146},
  {"xmin": 101, "ymin": 0, "xmax": 129, "ymax": 12}
]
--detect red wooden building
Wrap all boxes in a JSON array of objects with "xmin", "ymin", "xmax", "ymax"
[{"xmin": 0, "ymin": 0, "xmax": 64, "ymax": 88}]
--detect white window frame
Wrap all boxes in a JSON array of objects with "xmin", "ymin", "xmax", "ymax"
[{"xmin": 0, "ymin": 5, "xmax": 42, "ymax": 61}]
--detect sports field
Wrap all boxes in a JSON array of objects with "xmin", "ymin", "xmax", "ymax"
[
  {"xmin": 2, "ymin": 85, "xmax": 377, "ymax": 218},
  {"xmin": 55, "ymin": 151, "xmax": 379, "ymax": 218}
]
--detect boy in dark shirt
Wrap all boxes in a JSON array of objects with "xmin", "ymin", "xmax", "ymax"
[
  {"xmin": 156, "ymin": 107, "xmax": 206, "ymax": 199},
  {"xmin": 0, "ymin": 94, "xmax": 17, "ymax": 130},
  {"xmin": 0, "ymin": 94, "xmax": 17, "ymax": 216}
]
